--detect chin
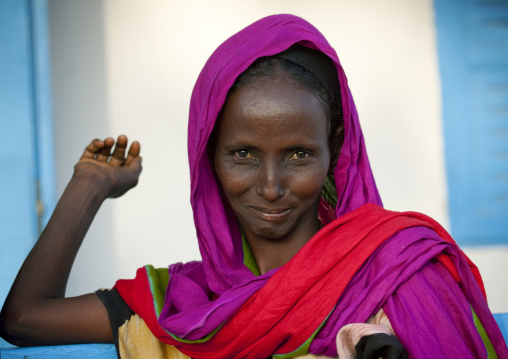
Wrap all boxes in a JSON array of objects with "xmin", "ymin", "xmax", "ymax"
[
  {"xmin": 256, "ymin": 229, "xmax": 286, "ymax": 241},
  {"xmin": 250, "ymin": 222, "xmax": 295, "ymax": 242}
]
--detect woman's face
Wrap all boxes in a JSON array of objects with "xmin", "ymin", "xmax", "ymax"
[{"xmin": 214, "ymin": 76, "xmax": 331, "ymax": 245}]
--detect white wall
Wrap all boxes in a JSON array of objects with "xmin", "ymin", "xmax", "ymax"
[
  {"xmin": 49, "ymin": 0, "xmax": 118, "ymax": 293},
  {"xmin": 49, "ymin": 0, "xmax": 508, "ymax": 312}
]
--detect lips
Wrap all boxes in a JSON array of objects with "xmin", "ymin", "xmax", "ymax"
[{"xmin": 248, "ymin": 206, "xmax": 293, "ymax": 221}]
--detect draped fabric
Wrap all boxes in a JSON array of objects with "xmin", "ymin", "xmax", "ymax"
[
  {"xmin": 114, "ymin": 14, "xmax": 508, "ymax": 358},
  {"xmin": 185, "ymin": 14, "xmax": 382, "ymax": 297}
]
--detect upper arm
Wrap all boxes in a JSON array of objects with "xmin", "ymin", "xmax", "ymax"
[{"xmin": 1, "ymin": 293, "xmax": 113, "ymax": 346}]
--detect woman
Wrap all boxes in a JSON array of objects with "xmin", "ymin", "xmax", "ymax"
[{"xmin": 1, "ymin": 14, "xmax": 507, "ymax": 359}]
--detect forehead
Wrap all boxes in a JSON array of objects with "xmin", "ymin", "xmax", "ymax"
[{"xmin": 215, "ymin": 76, "xmax": 329, "ymax": 145}]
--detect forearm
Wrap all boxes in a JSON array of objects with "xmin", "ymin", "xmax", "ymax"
[
  {"xmin": 1, "ymin": 174, "xmax": 108, "ymax": 333},
  {"xmin": 0, "ymin": 136, "xmax": 141, "ymax": 346}
]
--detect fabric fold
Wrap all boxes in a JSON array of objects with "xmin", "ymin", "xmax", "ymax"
[{"xmin": 115, "ymin": 205, "xmax": 506, "ymax": 358}]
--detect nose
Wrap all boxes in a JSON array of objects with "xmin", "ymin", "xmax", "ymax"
[{"xmin": 255, "ymin": 160, "xmax": 285, "ymax": 201}]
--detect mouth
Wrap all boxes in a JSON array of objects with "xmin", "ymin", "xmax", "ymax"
[{"xmin": 248, "ymin": 206, "xmax": 293, "ymax": 221}]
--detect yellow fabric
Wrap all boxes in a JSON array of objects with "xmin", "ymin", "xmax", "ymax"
[
  {"xmin": 117, "ymin": 313, "xmax": 335, "ymax": 358},
  {"xmin": 118, "ymin": 314, "xmax": 190, "ymax": 359}
]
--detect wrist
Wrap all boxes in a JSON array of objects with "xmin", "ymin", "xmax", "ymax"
[{"xmin": 68, "ymin": 171, "xmax": 112, "ymax": 202}]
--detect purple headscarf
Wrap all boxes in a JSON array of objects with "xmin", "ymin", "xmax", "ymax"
[
  {"xmin": 186, "ymin": 13, "xmax": 381, "ymax": 295},
  {"xmin": 160, "ymin": 12, "xmax": 382, "ymax": 345}
]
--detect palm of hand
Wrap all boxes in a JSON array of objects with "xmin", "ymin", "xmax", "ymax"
[{"xmin": 74, "ymin": 135, "xmax": 142, "ymax": 199}]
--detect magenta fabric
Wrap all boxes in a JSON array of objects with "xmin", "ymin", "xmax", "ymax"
[
  {"xmin": 308, "ymin": 226, "xmax": 507, "ymax": 357},
  {"xmin": 161, "ymin": 13, "xmax": 382, "ymax": 335},
  {"xmin": 186, "ymin": 14, "xmax": 381, "ymax": 296},
  {"xmin": 160, "ymin": 13, "xmax": 382, "ymax": 341},
  {"xmin": 153, "ymin": 14, "xmax": 508, "ymax": 357}
]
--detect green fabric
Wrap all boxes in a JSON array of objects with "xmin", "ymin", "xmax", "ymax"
[
  {"xmin": 169, "ymin": 325, "xmax": 223, "ymax": 344},
  {"xmin": 145, "ymin": 265, "xmax": 170, "ymax": 317},
  {"xmin": 273, "ymin": 308, "xmax": 334, "ymax": 358},
  {"xmin": 473, "ymin": 307, "xmax": 498, "ymax": 358},
  {"xmin": 242, "ymin": 230, "xmax": 261, "ymax": 276},
  {"xmin": 144, "ymin": 265, "xmax": 224, "ymax": 344},
  {"xmin": 321, "ymin": 175, "xmax": 338, "ymax": 208}
]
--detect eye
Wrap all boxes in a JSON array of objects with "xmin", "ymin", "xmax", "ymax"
[
  {"xmin": 234, "ymin": 150, "xmax": 254, "ymax": 159},
  {"xmin": 290, "ymin": 151, "xmax": 310, "ymax": 160}
]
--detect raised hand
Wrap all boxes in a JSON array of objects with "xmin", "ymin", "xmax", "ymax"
[
  {"xmin": 0, "ymin": 135, "xmax": 143, "ymax": 346},
  {"xmin": 74, "ymin": 135, "xmax": 142, "ymax": 199}
]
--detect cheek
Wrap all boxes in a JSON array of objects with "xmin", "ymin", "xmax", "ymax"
[
  {"xmin": 289, "ymin": 165, "xmax": 329, "ymax": 199},
  {"xmin": 215, "ymin": 162, "xmax": 252, "ymax": 199}
]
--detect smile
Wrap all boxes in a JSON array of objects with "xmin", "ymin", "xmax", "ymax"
[{"xmin": 248, "ymin": 206, "xmax": 293, "ymax": 221}]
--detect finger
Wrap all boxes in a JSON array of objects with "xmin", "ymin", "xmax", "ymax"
[
  {"xmin": 109, "ymin": 135, "xmax": 128, "ymax": 167},
  {"xmin": 96, "ymin": 137, "xmax": 114, "ymax": 162},
  {"xmin": 127, "ymin": 156, "xmax": 143, "ymax": 176},
  {"xmin": 80, "ymin": 139, "xmax": 104, "ymax": 160},
  {"xmin": 124, "ymin": 141, "xmax": 141, "ymax": 166}
]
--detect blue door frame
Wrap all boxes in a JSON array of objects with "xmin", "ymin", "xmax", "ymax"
[
  {"xmin": 434, "ymin": 0, "xmax": 508, "ymax": 245},
  {"xmin": 0, "ymin": 0, "xmax": 56, "ymax": 347}
]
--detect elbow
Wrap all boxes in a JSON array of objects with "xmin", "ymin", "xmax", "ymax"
[{"xmin": 0, "ymin": 306, "xmax": 35, "ymax": 347}]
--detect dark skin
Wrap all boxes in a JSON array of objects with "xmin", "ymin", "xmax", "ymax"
[
  {"xmin": 0, "ymin": 135, "xmax": 141, "ymax": 346},
  {"xmin": 0, "ymin": 77, "xmax": 334, "ymax": 346},
  {"xmin": 215, "ymin": 76, "xmax": 331, "ymax": 274}
]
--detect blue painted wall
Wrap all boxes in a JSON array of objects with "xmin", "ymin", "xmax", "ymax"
[
  {"xmin": 0, "ymin": 343, "xmax": 116, "ymax": 358},
  {"xmin": 434, "ymin": 0, "xmax": 508, "ymax": 245},
  {"xmin": 0, "ymin": 0, "xmax": 55, "ymax": 348}
]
